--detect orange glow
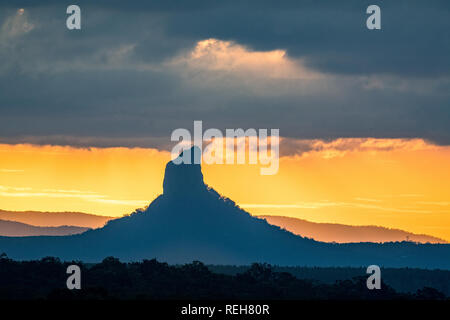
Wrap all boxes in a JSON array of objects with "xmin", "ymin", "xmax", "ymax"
[
  {"xmin": 1, "ymin": 139, "xmax": 450, "ymax": 241},
  {"xmin": 0, "ymin": 144, "xmax": 168, "ymax": 216}
]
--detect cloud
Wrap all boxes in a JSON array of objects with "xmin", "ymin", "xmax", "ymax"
[
  {"xmin": 0, "ymin": 8, "xmax": 34, "ymax": 41},
  {"xmin": 0, "ymin": 2, "xmax": 449, "ymax": 145},
  {"xmin": 354, "ymin": 198, "xmax": 382, "ymax": 203},
  {"xmin": 240, "ymin": 203, "xmax": 337, "ymax": 209},
  {"xmin": 0, "ymin": 135, "xmax": 173, "ymax": 150},
  {"xmin": 0, "ymin": 136, "xmax": 446, "ymax": 163},
  {"xmin": 240, "ymin": 201, "xmax": 435, "ymax": 214},
  {"xmin": 0, "ymin": 185, "xmax": 148, "ymax": 207},
  {"xmin": 0, "ymin": 169, "xmax": 25, "ymax": 173},
  {"xmin": 1, "ymin": 1, "xmax": 449, "ymax": 77},
  {"xmin": 417, "ymin": 201, "xmax": 450, "ymax": 206},
  {"xmin": 280, "ymin": 138, "xmax": 441, "ymax": 158},
  {"xmin": 0, "ymin": 185, "xmax": 32, "ymax": 192},
  {"xmin": 172, "ymin": 38, "xmax": 322, "ymax": 80}
]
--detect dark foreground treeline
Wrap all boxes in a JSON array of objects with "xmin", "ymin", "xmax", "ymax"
[
  {"xmin": 210, "ymin": 265, "xmax": 450, "ymax": 296},
  {"xmin": 0, "ymin": 255, "xmax": 447, "ymax": 300}
]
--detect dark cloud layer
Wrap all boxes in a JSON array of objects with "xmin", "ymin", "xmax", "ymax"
[
  {"xmin": 6, "ymin": 0, "xmax": 449, "ymax": 76},
  {"xmin": 0, "ymin": 1, "xmax": 449, "ymax": 146}
]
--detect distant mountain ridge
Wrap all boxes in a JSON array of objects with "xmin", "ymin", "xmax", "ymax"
[
  {"xmin": 0, "ymin": 210, "xmax": 444, "ymax": 244},
  {"xmin": 0, "ymin": 219, "xmax": 89, "ymax": 237},
  {"xmin": 0, "ymin": 209, "xmax": 113, "ymax": 228},
  {"xmin": 0, "ymin": 147, "xmax": 450, "ymax": 269},
  {"xmin": 259, "ymin": 215, "xmax": 447, "ymax": 244}
]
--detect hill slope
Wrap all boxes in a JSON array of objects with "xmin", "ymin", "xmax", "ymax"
[
  {"xmin": 0, "ymin": 210, "xmax": 113, "ymax": 228},
  {"xmin": 0, "ymin": 219, "xmax": 89, "ymax": 237}
]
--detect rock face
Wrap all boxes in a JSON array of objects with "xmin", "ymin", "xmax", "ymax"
[
  {"xmin": 163, "ymin": 147, "xmax": 207, "ymax": 198},
  {"xmin": 1, "ymin": 146, "xmax": 450, "ymax": 268}
]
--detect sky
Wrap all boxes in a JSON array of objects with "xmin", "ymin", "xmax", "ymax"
[{"xmin": 0, "ymin": 2, "xmax": 449, "ymax": 240}]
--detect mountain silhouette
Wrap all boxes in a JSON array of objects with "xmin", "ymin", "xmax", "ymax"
[{"xmin": 1, "ymin": 147, "xmax": 450, "ymax": 268}]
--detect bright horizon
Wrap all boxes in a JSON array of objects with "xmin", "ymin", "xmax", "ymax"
[{"xmin": 1, "ymin": 139, "xmax": 450, "ymax": 242}]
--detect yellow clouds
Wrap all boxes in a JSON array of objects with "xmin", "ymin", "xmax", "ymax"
[
  {"xmin": 0, "ymin": 169, "xmax": 25, "ymax": 173},
  {"xmin": 0, "ymin": 185, "xmax": 148, "ymax": 207},
  {"xmin": 280, "ymin": 137, "xmax": 437, "ymax": 159},
  {"xmin": 172, "ymin": 38, "xmax": 322, "ymax": 80}
]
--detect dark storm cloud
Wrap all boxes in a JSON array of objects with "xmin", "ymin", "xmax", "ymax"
[
  {"xmin": 3, "ymin": 0, "xmax": 449, "ymax": 76},
  {"xmin": 0, "ymin": 1, "xmax": 449, "ymax": 146}
]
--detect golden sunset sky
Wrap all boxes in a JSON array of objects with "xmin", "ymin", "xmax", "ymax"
[{"xmin": 1, "ymin": 138, "xmax": 449, "ymax": 241}]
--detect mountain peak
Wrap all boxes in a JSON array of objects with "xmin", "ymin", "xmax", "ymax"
[{"xmin": 163, "ymin": 146, "xmax": 207, "ymax": 197}]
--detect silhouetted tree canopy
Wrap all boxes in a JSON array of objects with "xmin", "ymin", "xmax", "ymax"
[{"xmin": 0, "ymin": 257, "xmax": 447, "ymax": 300}]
